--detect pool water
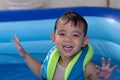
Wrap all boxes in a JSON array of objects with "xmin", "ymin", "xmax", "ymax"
[
  {"xmin": 0, "ymin": 54, "xmax": 45, "ymax": 80},
  {"xmin": 0, "ymin": 55, "xmax": 120, "ymax": 80},
  {"xmin": 0, "ymin": 63, "xmax": 40, "ymax": 80}
]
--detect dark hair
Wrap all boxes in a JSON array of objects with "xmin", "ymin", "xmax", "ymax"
[{"xmin": 54, "ymin": 11, "xmax": 88, "ymax": 37}]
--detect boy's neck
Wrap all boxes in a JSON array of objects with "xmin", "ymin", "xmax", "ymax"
[{"xmin": 59, "ymin": 56, "xmax": 72, "ymax": 68}]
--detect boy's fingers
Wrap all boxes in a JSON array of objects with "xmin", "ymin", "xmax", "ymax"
[
  {"xmin": 11, "ymin": 38, "xmax": 17, "ymax": 44},
  {"xmin": 101, "ymin": 57, "xmax": 106, "ymax": 66},
  {"xmin": 14, "ymin": 35, "xmax": 19, "ymax": 42},
  {"xmin": 96, "ymin": 65, "xmax": 101, "ymax": 73},
  {"xmin": 107, "ymin": 58, "xmax": 111, "ymax": 67},
  {"xmin": 111, "ymin": 65, "xmax": 118, "ymax": 71},
  {"xmin": 96, "ymin": 65, "xmax": 101, "ymax": 70}
]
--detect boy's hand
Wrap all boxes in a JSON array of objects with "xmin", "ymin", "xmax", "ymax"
[
  {"xmin": 12, "ymin": 35, "xmax": 27, "ymax": 58},
  {"xmin": 96, "ymin": 57, "xmax": 118, "ymax": 79}
]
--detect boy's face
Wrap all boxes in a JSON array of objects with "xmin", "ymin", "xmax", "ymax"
[{"xmin": 51, "ymin": 20, "xmax": 89, "ymax": 59}]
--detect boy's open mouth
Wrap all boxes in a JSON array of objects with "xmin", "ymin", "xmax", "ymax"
[{"xmin": 63, "ymin": 45, "xmax": 73, "ymax": 51}]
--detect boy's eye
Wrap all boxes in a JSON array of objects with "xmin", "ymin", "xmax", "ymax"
[
  {"xmin": 59, "ymin": 33, "xmax": 65, "ymax": 36},
  {"xmin": 73, "ymin": 34, "xmax": 80, "ymax": 37}
]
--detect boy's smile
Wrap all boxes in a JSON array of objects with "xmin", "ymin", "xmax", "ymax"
[{"xmin": 63, "ymin": 45, "xmax": 73, "ymax": 52}]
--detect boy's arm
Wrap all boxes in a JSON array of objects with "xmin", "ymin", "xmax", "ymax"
[
  {"xmin": 23, "ymin": 53, "xmax": 42, "ymax": 77},
  {"xmin": 12, "ymin": 35, "xmax": 42, "ymax": 77},
  {"xmin": 85, "ymin": 62, "xmax": 99, "ymax": 80}
]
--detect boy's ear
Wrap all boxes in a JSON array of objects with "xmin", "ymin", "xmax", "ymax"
[
  {"xmin": 50, "ymin": 34, "xmax": 55, "ymax": 43},
  {"xmin": 82, "ymin": 37, "xmax": 89, "ymax": 47}
]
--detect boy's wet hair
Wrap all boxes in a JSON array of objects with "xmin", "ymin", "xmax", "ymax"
[{"xmin": 54, "ymin": 11, "xmax": 88, "ymax": 37}]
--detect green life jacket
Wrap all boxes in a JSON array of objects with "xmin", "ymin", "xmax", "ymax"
[{"xmin": 41, "ymin": 44, "xmax": 93, "ymax": 80}]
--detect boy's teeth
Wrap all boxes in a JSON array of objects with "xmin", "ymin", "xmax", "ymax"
[
  {"xmin": 65, "ymin": 46, "xmax": 70, "ymax": 47},
  {"xmin": 64, "ymin": 46, "xmax": 72, "ymax": 50}
]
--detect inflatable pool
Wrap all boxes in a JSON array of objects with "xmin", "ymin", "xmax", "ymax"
[{"xmin": 0, "ymin": 7, "xmax": 120, "ymax": 79}]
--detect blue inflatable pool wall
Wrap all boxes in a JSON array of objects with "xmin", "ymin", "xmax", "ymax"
[{"xmin": 0, "ymin": 7, "xmax": 120, "ymax": 79}]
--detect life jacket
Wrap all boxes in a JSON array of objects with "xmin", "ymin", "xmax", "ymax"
[{"xmin": 41, "ymin": 44, "xmax": 93, "ymax": 80}]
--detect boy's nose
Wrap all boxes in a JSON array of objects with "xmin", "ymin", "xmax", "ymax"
[{"xmin": 64, "ymin": 36, "xmax": 72, "ymax": 42}]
